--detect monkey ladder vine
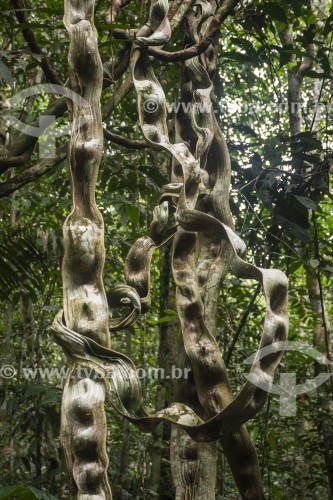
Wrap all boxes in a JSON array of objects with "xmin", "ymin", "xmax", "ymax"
[{"xmin": 52, "ymin": 1, "xmax": 289, "ymax": 498}]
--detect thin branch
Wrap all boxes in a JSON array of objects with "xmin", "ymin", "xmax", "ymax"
[
  {"xmin": 148, "ymin": 0, "xmax": 241, "ymax": 62},
  {"xmin": 0, "ymin": 75, "xmax": 136, "ymax": 196},
  {"xmin": 0, "ymin": 143, "xmax": 67, "ymax": 198},
  {"xmin": 112, "ymin": 28, "xmax": 137, "ymax": 40},
  {"xmin": 112, "ymin": 0, "xmax": 240, "ymax": 62},
  {"xmin": 312, "ymin": 211, "xmax": 333, "ymax": 400},
  {"xmin": 0, "ymin": 97, "xmax": 67, "ymax": 171},
  {"xmin": 0, "ymin": 122, "xmax": 150, "ymax": 198},
  {"xmin": 0, "ymin": 47, "xmax": 132, "ymax": 175},
  {"xmin": 224, "ymin": 284, "xmax": 261, "ymax": 366},
  {"xmin": 103, "ymin": 42, "xmax": 132, "ymax": 87},
  {"xmin": 11, "ymin": 0, "xmax": 62, "ymax": 86},
  {"xmin": 105, "ymin": 0, "xmax": 133, "ymax": 23},
  {"xmin": 103, "ymin": 128, "xmax": 147, "ymax": 149},
  {"xmin": 102, "ymin": 74, "xmax": 133, "ymax": 117},
  {"xmin": 0, "ymin": 146, "xmax": 34, "ymax": 171}
]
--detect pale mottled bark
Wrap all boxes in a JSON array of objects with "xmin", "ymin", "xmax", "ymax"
[
  {"xmin": 279, "ymin": 17, "xmax": 315, "ymax": 172},
  {"xmin": 306, "ymin": 6, "xmax": 333, "ymax": 489}
]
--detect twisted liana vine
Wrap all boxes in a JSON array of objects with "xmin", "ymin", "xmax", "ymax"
[
  {"xmin": 168, "ymin": 2, "xmax": 268, "ymax": 497},
  {"xmin": 53, "ymin": 0, "xmax": 289, "ymax": 497},
  {"xmin": 58, "ymin": 0, "xmax": 112, "ymax": 497}
]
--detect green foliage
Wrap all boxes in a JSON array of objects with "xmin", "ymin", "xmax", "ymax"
[{"xmin": 0, "ymin": 484, "xmax": 57, "ymax": 500}]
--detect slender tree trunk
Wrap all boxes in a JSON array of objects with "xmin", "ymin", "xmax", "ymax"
[
  {"xmin": 280, "ymin": 23, "xmax": 311, "ymax": 499},
  {"xmin": 307, "ymin": 6, "xmax": 333, "ymax": 487},
  {"xmin": 20, "ymin": 292, "xmax": 36, "ymax": 367},
  {"xmin": 114, "ymin": 331, "xmax": 132, "ymax": 500},
  {"xmin": 3, "ymin": 305, "xmax": 12, "ymax": 365},
  {"xmin": 280, "ymin": 3, "xmax": 333, "ymax": 495},
  {"xmin": 150, "ymin": 245, "xmax": 178, "ymax": 499},
  {"xmin": 306, "ymin": 269, "xmax": 333, "ymax": 496}
]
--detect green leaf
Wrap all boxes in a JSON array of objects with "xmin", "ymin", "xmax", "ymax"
[
  {"xmin": 0, "ymin": 485, "xmax": 20, "ymax": 499},
  {"xmin": 302, "ymin": 70, "xmax": 330, "ymax": 79},
  {"xmin": 310, "ymin": 258, "xmax": 320, "ymax": 269},
  {"xmin": 232, "ymin": 124, "xmax": 257, "ymax": 137},
  {"xmin": 0, "ymin": 485, "xmax": 56, "ymax": 500},
  {"xmin": 289, "ymin": 260, "xmax": 302, "ymax": 274},
  {"xmin": 0, "ymin": 60, "xmax": 13, "ymax": 86},
  {"xmin": 222, "ymin": 51, "xmax": 254, "ymax": 63},
  {"xmin": 155, "ymin": 315, "xmax": 178, "ymax": 324},
  {"xmin": 27, "ymin": 486, "xmax": 57, "ymax": 499},
  {"xmin": 294, "ymin": 195, "xmax": 318, "ymax": 211},
  {"xmin": 278, "ymin": 45, "xmax": 293, "ymax": 68},
  {"xmin": 286, "ymin": 0, "xmax": 302, "ymax": 16},
  {"xmin": 251, "ymin": 426, "xmax": 259, "ymax": 441},
  {"xmin": 24, "ymin": 384, "xmax": 45, "ymax": 399},
  {"xmin": 262, "ymin": 3, "xmax": 287, "ymax": 23},
  {"xmin": 125, "ymin": 204, "xmax": 140, "ymax": 225},
  {"xmin": 272, "ymin": 486, "xmax": 283, "ymax": 500},
  {"xmin": 267, "ymin": 430, "xmax": 277, "ymax": 450},
  {"xmin": 324, "ymin": 12, "xmax": 333, "ymax": 36},
  {"xmin": 276, "ymin": 215, "xmax": 310, "ymax": 242},
  {"xmin": 163, "ymin": 308, "xmax": 177, "ymax": 315},
  {"xmin": 323, "ymin": 264, "xmax": 333, "ymax": 274},
  {"xmin": 18, "ymin": 22, "xmax": 51, "ymax": 29},
  {"xmin": 229, "ymin": 37, "xmax": 259, "ymax": 62},
  {"xmin": 31, "ymin": 53, "xmax": 42, "ymax": 62},
  {"xmin": 295, "ymin": 134, "xmax": 322, "ymax": 151},
  {"xmin": 317, "ymin": 50, "xmax": 331, "ymax": 76}
]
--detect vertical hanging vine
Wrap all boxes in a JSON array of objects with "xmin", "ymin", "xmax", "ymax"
[
  {"xmin": 53, "ymin": 0, "xmax": 289, "ymax": 498},
  {"xmin": 59, "ymin": 0, "xmax": 112, "ymax": 497}
]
